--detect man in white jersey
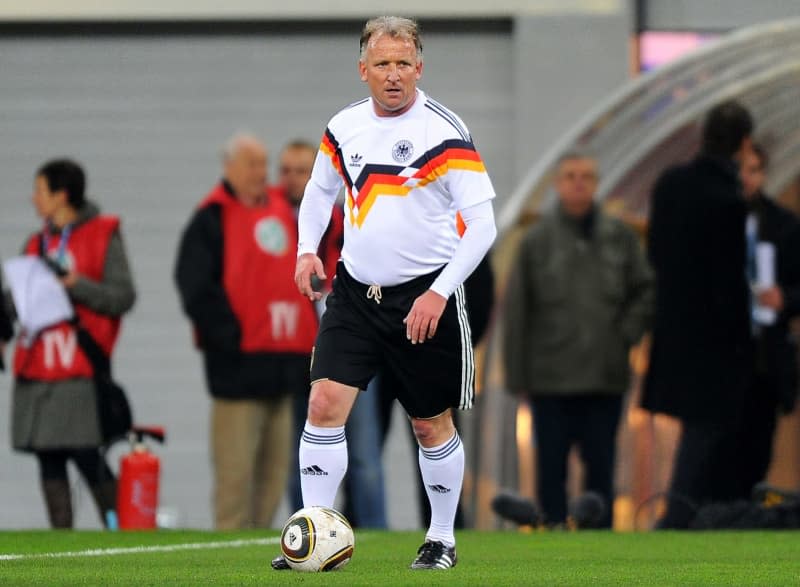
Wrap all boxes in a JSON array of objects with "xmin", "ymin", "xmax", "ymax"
[{"xmin": 272, "ymin": 16, "xmax": 496, "ymax": 570}]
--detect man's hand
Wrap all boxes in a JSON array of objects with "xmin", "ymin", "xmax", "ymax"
[
  {"xmin": 403, "ymin": 289, "xmax": 447, "ymax": 344},
  {"xmin": 295, "ymin": 253, "xmax": 327, "ymax": 301},
  {"xmin": 758, "ymin": 286, "xmax": 784, "ymax": 311}
]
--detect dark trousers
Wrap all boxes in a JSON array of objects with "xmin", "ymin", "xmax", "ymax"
[
  {"xmin": 36, "ymin": 449, "xmax": 117, "ymax": 528},
  {"xmin": 659, "ymin": 374, "xmax": 778, "ymax": 529},
  {"xmin": 658, "ymin": 418, "xmax": 744, "ymax": 529},
  {"xmin": 531, "ymin": 394, "xmax": 623, "ymax": 528},
  {"xmin": 37, "ymin": 448, "xmax": 114, "ymax": 484},
  {"xmin": 736, "ymin": 372, "xmax": 779, "ymax": 495}
]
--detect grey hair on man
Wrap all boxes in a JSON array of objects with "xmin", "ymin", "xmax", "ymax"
[
  {"xmin": 221, "ymin": 132, "xmax": 266, "ymax": 163},
  {"xmin": 556, "ymin": 150, "xmax": 597, "ymax": 169},
  {"xmin": 359, "ymin": 16, "xmax": 423, "ymax": 62}
]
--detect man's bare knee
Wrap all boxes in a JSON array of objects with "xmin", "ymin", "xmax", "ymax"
[
  {"xmin": 307, "ymin": 380, "xmax": 357, "ymax": 427},
  {"xmin": 412, "ymin": 410, "xmax": 455, "ymax": 448},
  {"xmin": 412, "ymin": 418, "xmax": 436, "ymax": 444}
]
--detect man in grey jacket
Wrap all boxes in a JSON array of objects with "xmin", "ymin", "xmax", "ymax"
[{"xmin": 501, "ymin": 152, "xmax": 653, "ymax": 528}]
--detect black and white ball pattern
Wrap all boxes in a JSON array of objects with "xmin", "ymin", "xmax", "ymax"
[{"xmin": 280, "ymin": 506, "xmax": 355, "ymax": 572}]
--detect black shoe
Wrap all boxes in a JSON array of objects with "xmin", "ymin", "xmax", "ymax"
[
  {"xmin": 491, "ymin": 492, "xmax": 541, "ymax": 526},
  {"xmin": 271, "ymin": 555, "xmax": 291, "ymax": 570},
  {"xmin": 752, "ymin": 482, "xmax": 800, "ymax": 507},
  {"xmin": 410, "ymin": 540, "xmax": 457, "ymax": 570},
  {"xmin": 568, "ymin": 492, "xmax": 607, "ymax": 529}
]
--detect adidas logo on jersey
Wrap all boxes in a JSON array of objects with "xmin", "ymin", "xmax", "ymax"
[
  {"xmin": 301, "ymin": 465, "xmax": 328, "ymax": 476},
  {"xmin": 427, "ymin": 484, "xmax": 451, "ymax": 494},
  {"xmin": 349, "ymin": 153, "xmax": 363, "ymax": 167}
]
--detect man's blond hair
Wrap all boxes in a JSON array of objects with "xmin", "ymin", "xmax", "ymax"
[{"xmin": 359, "ymin": 16, "xmax": 423, "ymax": 62}]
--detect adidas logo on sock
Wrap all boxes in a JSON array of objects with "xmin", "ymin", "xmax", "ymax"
[
  {"xmin": 428, "ymin": 484, "xmax": 451, "ymax": 494},
  {"xmin": 301, "ymin": 465, "xmax": 328, "ymax": 476}
]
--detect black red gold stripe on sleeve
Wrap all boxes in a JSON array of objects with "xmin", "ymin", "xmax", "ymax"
[
  {"xmin": 319, "ymin": 128, "xmax": 352, "ymax": 189},
  {"xmin": 320, "ymin": 128, "xmax": 357, "ymax": 224},
  {"xmin": 319, "ymin": 128, "xmax": 338, "ymax": 159}
]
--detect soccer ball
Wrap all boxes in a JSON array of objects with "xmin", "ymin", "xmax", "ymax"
[{"xmin": 279, "ymin": 506, "xmax": 355, "ymax": 572}]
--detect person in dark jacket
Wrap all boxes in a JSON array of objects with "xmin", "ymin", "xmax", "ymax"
[
  {"xmin": 501, "ymin": 153, "xmax": 653, "ymax": 528},
  {"xmin": 642, "ymin": 101, "xmax": 755, "ymax": 528},
  {"xmin": 0, "ymin": 273, "xmax": 12, "ymax": 369},
  {"xmin": 736, "ymin": 143, "xmax": 800, "ymax": 492},
  {"xmin": 174, "ymin": 133, "xmax": 318, "ymax": 529}
]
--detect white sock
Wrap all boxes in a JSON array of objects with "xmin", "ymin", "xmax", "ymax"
[
  {"xmin": 298, "ymin": 421, "xmax": 347, "ymax": 509},
  {"xmin": 418, "ymin": 432, "xmax": 464, "ymax": 548}
]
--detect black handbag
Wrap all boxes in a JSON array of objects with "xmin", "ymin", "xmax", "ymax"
[{"xmin": 75, "ymin": 325, "xmax": 133, "ymax": 445}]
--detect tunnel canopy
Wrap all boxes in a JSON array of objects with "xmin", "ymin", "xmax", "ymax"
[{"xmin": 498, "ymin": 18, "xmax": 800, "ymax": 232}]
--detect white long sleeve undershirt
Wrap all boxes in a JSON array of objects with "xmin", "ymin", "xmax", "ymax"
[
  {"xmin": 429, "ymin": 199, "xmax": 497, "ymax": 299},
  {"xmin": 296, "ymin": 177, "xmax": 339, "ymax": 258}
]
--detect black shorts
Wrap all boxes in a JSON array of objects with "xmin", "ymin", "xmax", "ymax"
[{"xmin": 310, "ymin": 262, "xmax": 475, "ymax": 419}]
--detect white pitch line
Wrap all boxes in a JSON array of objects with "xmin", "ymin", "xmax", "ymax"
[{"xmin": 0, "ymin": 536, "xmax": 280, "ymax": 561}]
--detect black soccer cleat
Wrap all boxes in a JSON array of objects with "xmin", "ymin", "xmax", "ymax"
[
  {"xmin": 271, "ymin": 554, "xmax": 291, "ymax": 571},
  {"xmin": 410, "ymin": 540, "xmax": 457, "ymax": 570},
  {"xmin": 491, "ymin": 491, "xmax": 541, "ymax": 526},
  {"xmin": 752, "ymin": 481, "xmax": 800, "ymax": 507},
  {"xmin": 568, "ymin": 491, "xmax": 608, "ymax": 529}
]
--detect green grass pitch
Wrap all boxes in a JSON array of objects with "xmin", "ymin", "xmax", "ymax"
[{"xmin": 1, "ymin": 529, "xmax": 798, "ymax": 586}]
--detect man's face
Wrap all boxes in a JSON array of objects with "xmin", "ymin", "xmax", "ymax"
[
  {"xmin": 359, "ymin": 33, "xmax": 422, "ymax": 117},
  {"xmin": 555, "ymin": 157, "xmax": 598, "ymax": 217},
  {"xmin": 739, "ymin": 150, "xmax": 765, "ymax": 200},
  {"xmin": 224, "ymin": 140, "xmax": 268, "ymax": 205},
  {"xmin": 279, "ymin": 147, "xmax": 316, "ymax": 206}
]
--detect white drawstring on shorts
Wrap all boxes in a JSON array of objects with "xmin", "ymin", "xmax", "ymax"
[{"xmin": 366, "ymin": 284, "xmax": 382, "ymax": 305}]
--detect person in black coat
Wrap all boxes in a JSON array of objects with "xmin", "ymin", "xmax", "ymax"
[
  {"xmin": 174, "ymin": 133, "xmax": 314, "ymax": 530},
  {"xmin": 642, "ymin": 101, "xmax": 755, "ymax": 528},
  {"xmin": 736, "ymin": 143, "xmax": 800, "ymax": 492},
  {"xmin": 0, "ymin": 272, "xmax": 13, "ymax": 371}
]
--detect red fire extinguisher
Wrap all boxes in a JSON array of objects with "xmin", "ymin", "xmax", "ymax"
[{"xmin": 117, "ymin": 426, "xmax": 166, "ymax": 530}]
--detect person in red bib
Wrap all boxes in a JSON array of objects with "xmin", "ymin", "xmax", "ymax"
[
  {"xmin": 10, "ymin": 159, "xmax": 136, "ymax": 528},
  {"xmin": 175, "ymin": 133, "xmax": 318, "ymax": 529}
]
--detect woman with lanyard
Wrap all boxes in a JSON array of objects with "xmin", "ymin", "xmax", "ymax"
[{"xmin": 9, "ymin": 159, "xmax": 136, "ymax": 528}]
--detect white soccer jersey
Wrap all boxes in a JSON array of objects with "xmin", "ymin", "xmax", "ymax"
[{"xmin": 301, "ymin": 89, "xmax": 496, "ymax": 287}]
